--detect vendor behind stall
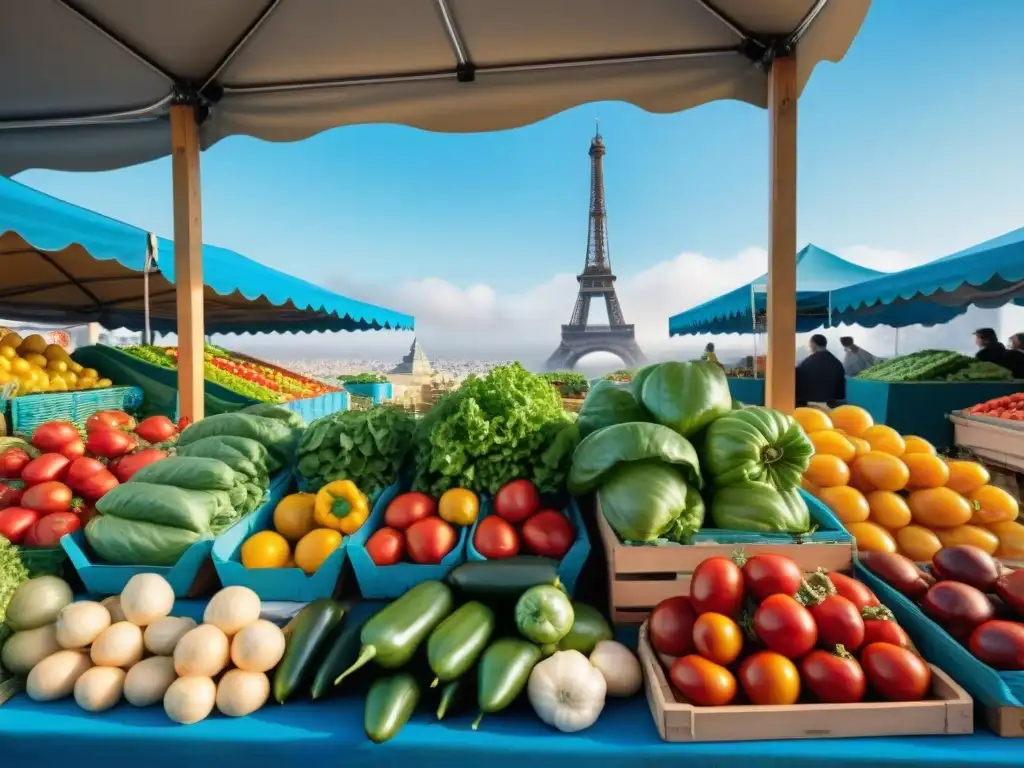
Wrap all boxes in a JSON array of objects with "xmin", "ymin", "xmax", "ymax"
[
  {"xmin": 1010, "ymin": 332, "xmax": 1024, "ymax": 351},
  {"xmin": 975, "ymin": 328, "xmax": 1024, "ymax": 378},
  {"xmin": 796, "ymin": 334, "xmax": 846, "ymax": 406},
  {"xmin": 840, "ymin": 336, "xmax": 880, "ymax": 377}
]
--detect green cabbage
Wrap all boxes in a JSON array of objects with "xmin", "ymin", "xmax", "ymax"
[
  {"xmin": 711, "ymin": 481, "xmax": 811, "ymax": 534},
  {"xmin": 576, "ymin": 379, "xmax": 649, "ymax": 438},
  {"xmin": 640, "ymin": 360, "xmax": 732, "ymax": 438}
]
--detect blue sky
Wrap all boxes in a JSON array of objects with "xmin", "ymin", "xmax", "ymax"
[{"xmin": 15, "ymin": 0, "xmax": 1024, "ymax": 361}]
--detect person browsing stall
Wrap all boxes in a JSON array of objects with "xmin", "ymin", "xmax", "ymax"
[
  {"xmin": 839, "ymin": 336, "xmax": 880, "ymax": 377},
  {"xmin": 975, "ymin": 328, "xmax": 1024, "ymax": 378},
  {"xmin": 796, "ymin": 334, "xmax": 846, "ymax": 406}
]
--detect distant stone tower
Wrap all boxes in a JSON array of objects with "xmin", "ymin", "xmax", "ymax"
[{"xmin": 390, "ymin": 337, "xmax": 434, "ymax": 376}]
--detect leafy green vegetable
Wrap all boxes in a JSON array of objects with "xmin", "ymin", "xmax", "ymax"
[
  {"xmin": 538, "ymin": 372, "xmax": 589, "ymax": 398},
  {"xmin": 85, "ymin": 515, "xmax": 209, "ymax": 566},
  {"xmin": 640, "ymin": 360, "xmax": 732, "ymax": 438},
  {"xmin": 413, "ymin": 363, "xmax": 572, "ymax": 495},
  {"xmin": 177, "ymin": 413, "xmax": 300, "ymax": 472},
  {"xmin": 338, "ymin": 372, "xmax": 389, "ymax": 384},
  {"xmin": 702, "ymin": 406, "xmax": 813, "ymax": 491},
  {"xmin": 945, "ymin": 361, "xmax": 1013, "ymax": 381},
  {"xmin": 0, "ymin": 536, "xmax": 28, "ymax": 626},
  {"xmin": 297, "ymin": 405, "xmax": 416, "ymax": 495},
  {"xmin": 576, "ymin": 379, "xmax": 649, "ymax": 438},
  {"xmin": 711, "ymin": 481, "xmax": 811, "ymax": 533},
  {"xmin": 568, "ymin": 422, "xmax": 702, "ymax": 493},
  {"xmin": 857, "ymin": 350, "xmax": 973, "ymax": 382}
]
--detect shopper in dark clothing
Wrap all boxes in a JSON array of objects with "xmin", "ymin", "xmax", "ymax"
[
  {"xmin": 975, "ymin": 328, "xmax": 1024, "ymax": 378},
  {"xmin": 796, "ymin": 335, "xmax": 846, "ymax": 406}
]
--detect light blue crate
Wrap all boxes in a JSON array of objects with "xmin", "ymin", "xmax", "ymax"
[
  {"xmin": 11, "ymin": 386, "xmax": 143, "ymax": 435},
  {"xmin": 348, "ymin": 483, "xmax": 467, "ymax": 599},
  {"xmin": 342, "ymin": 382, "xmax": 392, "ymax": 404},
  {"xmin": 282, "ymin": 391, "xmax": 349, "ymax": 422},
  {"xmin": 61, "ymin": 471, "xmax": 291, "ymax": 598},
  {"xmin": 212, "ymin": 476, "xmax": 349, "ymax": 602},
  {"xmin": 467, "ymin": 497, "xmax": 591, "ymax": 596}
]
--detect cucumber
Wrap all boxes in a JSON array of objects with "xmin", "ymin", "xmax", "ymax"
[
  {"xmin": 364, "ymin": 673, "xmax": 420, "ymax": 744},
  {"xmin": 272, "ymin": 598, "xmax": 346, "ymax": 703},
  {"xmin": 310, "ymin": 611, "xmax": 374, "ymax": 699},
  {"xmin": 445, "ymin": 557, "xmax": 561, "ymax": 598},
  {"xmin": 426, "ymin": 601, "xmax": 495, "ymax": 686}
]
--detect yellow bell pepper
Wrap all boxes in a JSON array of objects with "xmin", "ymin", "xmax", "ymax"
[{"xmin": 314, "ymin": 480, "xmax": 369, "ymax": 534}]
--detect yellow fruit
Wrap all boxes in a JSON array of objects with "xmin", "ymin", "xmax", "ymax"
[
  {"xmin": 272, "ymin": 493, "xmax": 317, "ymax": 542},
  {"xmin": 97, "ymin": 378, "xmax": 112, "ymax": 388},
  {"xmin": 44, "ymin": 343, "xmax": 70, "ymax": 362},
  {"xmin": 818, "ymin": 486, "xmax": 869, "ymax": 524},
  {"xmin": 792, "ymin": 407, "xmax": 833, "ymax": 434},
  {"xmin": 987, "ymin": 521, "xmax": 1024, "ymax": 559},
  {"xmin": 803, "ymin": 454, "xmax": 850, "ymax": 488},
  {"xmin": 294, "ymin": 529, "xmax": 343, "ymax": 575},
  {"xmin": 48, "ymin": 377, "xmax": 68, "ymax": 392},
  {"xmin": 853, "ymin": 451, "xmax": 909, "ymax": 492},
  {"xmin": 47, "ymin": 360, "xmax": 68, "ymax": 374},
  {"xmin": 241, "ymin": 530, "xmax": 291, "ymax": 569},
  {"xmin": 848, "ymin": 436, "xmax": 871, "ymax": 458},
  {"xmin": 862, "ymin": 425, "xmax": 906, "ymax": 457},
  {"xmin": 945, "ymin": 461, "xmax": 990, "ymax": 495},
  {"xmin": 907, "ymin": 487, "xmax": 973, "ymax": 529},
  {"xmin": 808, "ymin": 430, "xmax": 856, "ymax": 463},
  {"xmin": 866, "ymin": 490, "xmax": 912, "ymax": 530},
  {"xmin": 0, "ymin": 332, "xmax": 23, "ymax": 348},
  {"xmin": 935, "ymin": 525, "xmax": 1000, "ymax": 555},
  {"xmin": 0, "ymin": 357, "xmax": 8, "ymax": 373},
  {"xmin": 17, "ymin": 334, "xmax": 48, "ymax": 356},
  {"xmin": 65, "ymin": 371, "xmax": 79, "ymax": 385},
  {"xmin": 9, "ymin": 358, "xmax": 29, "ymax": 375},
  {"xmin": 847, "ymin": 521, "xmax": 897, "ymax": 553},
  {"xmin": 967, "ymin": 484, "xmax": 1019, "ymax": 525},
  {"xmin": 894, "ymin": 525, "xmax": 943, "ymax": 562},
  {"xmin": 800, "ymin": 477, "xmax": 820, "ymax": 497},
  {"xmin": 0, "ymin": 346, "xmax": 15, "ymax": 360},
  {"xmin": 69, "ymin": 361, "xmax": 84, "ymax": 374},
  {"xmin": 903, "ymin": 436, "xmax": 936, "ymax": 456},
  {"xmin": 903, "ymin": 453, "xmax": 950, "ymax": 490},
  {"xmin": 829, "ymin": 405, "xmax": 874, "ymax": 438},
  {"xmin": 0, "ymin": 370, "xmax": 12, "ymax": 385},
  {"xmin": 81, "ymin": 368, "xmax": 99, "ymax": 380},
  {"xmin": 439, "ymin": 488, "xmax": 480, "ymax": 527}
]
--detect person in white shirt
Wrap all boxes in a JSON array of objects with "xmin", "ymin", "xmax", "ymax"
[{"xmin": 840, "ymin": 336, "xmax": 880, "ymax": 377}]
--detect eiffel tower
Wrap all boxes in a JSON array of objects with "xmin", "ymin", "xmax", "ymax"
[{"xmin": 545, "ymin": 126, "xmax": 647, "ymax": 371}]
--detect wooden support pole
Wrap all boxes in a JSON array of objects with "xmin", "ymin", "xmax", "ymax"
[
  {"xmin": 765, "ymin": 55, "xmax": 798, "ymax": 413},
  {"xmin": 170, "ymin": 104, "xmax": 205, "ymax": 422}
]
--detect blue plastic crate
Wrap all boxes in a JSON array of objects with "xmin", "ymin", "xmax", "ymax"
[
  {"xmin": 467, "ymin": 497, "xmax": 591, "ymax": 596},
  {"xmin": 212, "ymin": 479, "xmax": 349, "ymax": 602},
  {"xmin": 61, "ymin": 471, "xmax": 291, "ymax": 598},
  {"xmin": 343, "ymin": 382, "xmax": 392, "ymax": 404},
  {"xmin": 11, "ymin": 386, "xmax": 143, "ymax": 435},
  {"xmin": 856, "ymin": 560, "xmax": 1024, "ymax": 708},
  {"xmin": 282, "ymin": 391, "xmax": 349, "ymax": 422},
  {"xmin": 348, "ymin": 483, "xmax": 468, "ymax": 599}
]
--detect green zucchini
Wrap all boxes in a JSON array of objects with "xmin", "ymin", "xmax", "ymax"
[
  {"xmin": 272, "ymin": 598, "xmax": 346, "ymax": 703},
  {"xmin": 427, "ymin": 601, "xmax": 494, "ymax": 687},
  {"xmin": 445, "ymin": 557, "xmax": 561, "ymax": 598},
  {"xmin": 309, "ymin": 611, "xmax": 373, "ymax": 699},
  {"xmin": 364, "ymin": 673, "xmax": 420, "ymax": 744},
  {"xmin": 335, "ymin": 581, "xmax": 453, "ymax": 684},
  {"xmin": 474, "ymin": 638, "xmax": 542, "ymax": 730}
]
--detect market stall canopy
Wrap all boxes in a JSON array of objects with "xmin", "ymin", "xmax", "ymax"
[
  {"xmin": 0, "ymin": 176, "xmax": 414, "ymax": 334},
  {"xmin": 0, "ymin": 0, "xmax": 870, "ymax": 174},
  {"xmin": 668, "ymin": 244, "xmax": 885, "ymax": 336},
  {"xmin": 827, "ymin": 226, "xmax": 1024, "ymax": 329}
]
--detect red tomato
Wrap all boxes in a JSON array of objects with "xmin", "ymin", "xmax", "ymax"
[
  {"xmin": 861, "ymin": 642, "xmax": 932, "ymax": 701},
  {"xmin": 77, "ymin": 468, "xmax": 119, "ymax": 504},
  {"xmin": 66, "ymin": 457, "xmax": 107, "ymax": 492},
  {"xmin": 85, "ymin": 411, "xmax": 135, "ymax": 433},
  {"xmin": 27, "ymin": 512, "xmax": 82, "ymax": 548},
  {"xmin": 799, "ymin": 649, "xmax": 867, "ymax": 703},
  {"xmin": 520, "ymin": 509, "xmax": 574, "ymax": 559},
  {"xmin": 0, "ymin": 506, "xmax": 41, "ymax": 544},
  {"xmin": 753, "ymin": 594, "xmax": 817, "ymax": 658},
  {"xmin": 405, "ymin": 517, "xmax": 456, "ymax": 564},
  {"xmin": 134, "ymin": 415, "xmax": 178, "ymax": 443},
  {"xmin": 669, "ymin": 655, "xmax": 736, "ymax": 706},
  {"xmin": 383, "ymin": 492, "xmax": 437, "ymax": 530},
  {"xmin": 827, "ymin": 572, "xmax": 880, "ymax": 611},
  {"xmin": 692, "ymin": 612, "xmax": 744, "ymax": 666},
  {"xmin": 31, "ymin": 421, "xmax": 80, "ymax": 454},
  {"xmin": 20, "ymin": 454, "xmax": 71, "ymax": 486},
  {"xmin": 21, "ymin": 481, "xmax": 73, "ymax": 514},
  {"xmin": 86, "ymin": 428, "xmax": 138, "ymax": 459},
  {"xmin": 366, "ymin": 527, "xmax": 405, "ymax": 566},
  {"xmin": 59, "ymin": 438, "xmax": 86, "ymax": 460},
  {"xmin": 807, "ymin": 594, "xmax": 866, "ymax": 652},
  {"xmin": 741, "ymin": 554, "xmax": 803, "ymax": 602},
  {"xmin": 738, "ymin": 651, "xmax": 801, "ymax": 705},
  {"xmin": 861, "ymin": 606, "xmax": 912, "ymax": 649},
  {"xmin": 0, "ymin": 480, "xmax": 24, "ymax": 509},
  {"xmin": 108, "ymin": 448, "xmax": 167, "ymax": 483},
  {"xmin": 0, "ymin": 448, "xmax": 31, "ymax": 479},
  {"xmin": 493, "ymin": 479, "xmax": 541, "ymax": 524},
  {"xmin": 473, "ymin": 516, "xmax": 520, "ymax": 559},
  {"xmin": 690, "ymin": 557, "xmax": 745, "ymax": 617},
  {"xmin": 649, "ymin": 596, "xmax": 698, "ymax": 657}
]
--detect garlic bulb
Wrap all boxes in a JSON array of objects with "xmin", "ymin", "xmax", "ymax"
[{"xmin": 527, "ymin": 650, "xmax": 606, "ymax": 733}]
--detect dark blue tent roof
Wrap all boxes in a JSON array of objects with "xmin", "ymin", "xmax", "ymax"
[
  {"xmin": 0, "ymin": 176, "xmax": 414, "ymax": 334},
  {"xmin": 668, "ymin": 244, "xmax": 885, "ymax": 336},
  {"xmin": 828, "ymin": 226, "xmax": 1024, "ymax": 329}
]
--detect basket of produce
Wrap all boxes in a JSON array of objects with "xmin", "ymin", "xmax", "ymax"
[
  {"xmin": 213, "ymin": 483, "xmax": 354, "ymax": 602},
  {"xmin": 347, "ymin": 484, "xmax": 470, "ymax": 599},
  {"xmin": 466, "ymin": 479, "xmax": 590, "ymax": 596},
  {"xmin": 337, "ymin": 373, "xmax": 393, "ymax": 404},
  {"xmin": 638, "ymin": 552, "xmax": 973, "ymax": 742},
  {"xmin": 856, "ymin": 546, "xmax": 1024, "ymax": 735}
]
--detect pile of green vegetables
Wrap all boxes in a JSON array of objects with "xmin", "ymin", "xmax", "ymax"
[
  {"xmin": 296, "ymin": 405, "xmax": 416, "ymax": 495},
  {"xmin": 338, "ymin": 372, "xmax": 389, "ymax": 385},
  {"xmin": 538, "ymin": 372, "xmax": 589, "ymax": 398},
  {"xmin": 272, "ymin": 557, "xmax": 622, "ymax": 743},
  {"xmin": 944, "ymin": 361, "xmax": 1014, "ymax": 381},
  {"xmin": 413, "ymin": 363, "xmax": 578, "ymax": 496},
  {"xmin": 569, "ymin": 360, "xmax": 815, "ymax": 541},
  {"xmin": 856, "ymin": 350, "xmax": 976, "ymax": 382}
]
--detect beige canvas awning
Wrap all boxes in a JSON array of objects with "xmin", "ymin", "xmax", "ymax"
[{"xmin": 0, "ymin": 0, "xmax": 869, "ymax": 174}]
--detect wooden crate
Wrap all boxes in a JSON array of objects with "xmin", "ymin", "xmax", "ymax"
[
  {"xmin": 951, "ymin": 413, "xmax": 1024, "ymax": 474},
  {"xmin": 987, "ymin": 706, "xmax": 1024, "ymax": 737},
  {"xmin": 598, "ymin": 503, "xmax": 854, "ymax": 625},
  {"xmin": 637, "ymin": 623, "xmax": 973, "ymax": 742}
]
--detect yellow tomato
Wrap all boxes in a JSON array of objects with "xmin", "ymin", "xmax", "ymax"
[
  {"xmin": 907, "ymin": 487, "xmax": 973, "ymax": 529},
  {"xmin": 894, "ymin": 525, "xmax": 943, "ymax": 562},
  {"xmin": 967, "ymin": 485, "xmax": 1019, "ymax": 525},
  {"xmin": 69, "ymin": 361, "xmax": 84, "ymax": 374},
  {"xmin": 866, "ymin": 490, "xmax": 912, "ymax": 530},
  {"xmin": 847, "ymin": 521, "xmax": 897, "ymax": 553},
  {"xmin": 0, "ymin": 370, "xmax": 12, "ymax": 385},
  {"xmin": 0, "ymin": 345, "xmax": 15, "ymax": 360},
  {"xmin": 294, "ymin": 528, "xmax": 343, "ymax": 575},
  {"xmin": 273, "ymin": 492, "xmax": 318, "ymax": 542},
  {"xmin": 829, "ymin": 405, "xmax": 874, "ymax": 438},
  {"xmin": 848, "ymin": 436, "xmax": 871, "ymax": 458},
  {"xmin": 96, "ymin": 378, "xmax": 112, "ymax": 388},
  {"xmin": 81, "ymin": 368, "xmax": 99, "ymax": 380},
  {"xmin": 44, "ymin": 343, "xmax": 69, "ymax": 362},
  {"xmin": 9, "ymin": 357, "xmax": 29, "ymax": 375},
  {"xmin": 903, "ymin": 436, "xmax": 936, "ymax": 456},
  {"xmin": 862, "ymin": 425, "xmax": 906, "ymax": 457},
  {"xmin": 945, "ymin": 461, "xmax": 990, "ymax": 495},
  {"xmin": 808, "ymin": 430, "xmax": 856, "ymax": 463},
  {"xmin": 17, "ymin": 334, "xmax": 47, "ymax": 356},
  {"xmin": 241, "ymin": 530, "xmax": 291, "ymax": 569},
  {"xmin": 439, "ymin": 488, "xmax": 480, "ymax": 526},
  {"xmin": 903, "ymin": 453, "xmax": 950, "ymax": 490},
  {"xmin": 818, "ymin": 486, "xmax": 869, "ymax": 524},
  {"xmin": 804, "ymin": 454, "xmax": 850, "ymax": 488},
  {"xmin": 936, "ymin": 525, "xmax": 1000, "ymax": 555},
  {"xmin": 853, "ymin": 451, "xmax": 909, "ymax": 492},
  {"xmin": 987, "ymin": 521, "xmax": 1024, "ymax": 560},
  {"xmin": 0, "ymin": 357, "xmax": 9, "ymax": 373},
  {"xmin": 0, "ymin": 332, "xmax": 23, "ymax": 348},
  {"xmin": 46, "ymin": 360, "xmax": 68, "ymax": 374},
  {"xmin": 48, "ymin": 376, "xmax": 68, "ymax": 392},
  {"xmin": 23, "ymin": 353, "xmax": 47, "ymax": 369},
  {"xmin": 792, "ymin": 407, "xmax": 833, "ymax": 434}
]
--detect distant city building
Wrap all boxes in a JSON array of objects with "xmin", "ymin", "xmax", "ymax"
[{"xmin": 390, "ymin": 338, "xmax": 434, "ymax": 376}]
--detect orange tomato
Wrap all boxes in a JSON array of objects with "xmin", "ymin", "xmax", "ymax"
[
  {"xmin": 866, "ymin": 490, "xmax": 912, "ymax": 530},
  {"xmin": 848, "ymin": 460, "xmax": 875, "ymax": 492},
  {"xmin": 903, "ymin": 453, "xmax": 950, "ymax": 490},
  {"xmin": 738, "ymin": 651, "xmax": 801, "ymax": 705},
  {"xmin": 903, "ymin": 436, "xmax": 936, "ymax": 455},
  {"xmin": 438, "ymin": 488, "xmax": 480, "ymax": 527},
  {"xmin": 945, "ymin": 461, "xmax": 990, "ymax": 495},
  {"xmin": 804, "ymin": 454, "xmax": 850, "ymax": 489},
  {"xmin": 847, "ymin": 521, "xmax": 897, "ymax": 553},
  {"xmin": 818, "ymin": 486, "xmax": 870, "ymax": 524},
  {"xmin": 967, "ymin": 484, "xmax": 1019, "ymax": 525},
  {"xmin": 809, "ymin": 430, "xmax": 856, "ymax": 463},
  {"xmin": 894, "ymin": 525, "xmax": 942, "ymax": 562},
  {"xmin": 862, "ymin": 425, "xmax": 906, "ymax": 457},
  {"xmin": 669, "ymin": 655, "xmax": 737, "ymax": 706},
  {"xmin": 793, "ymin": 407, "xmax": 833, "ymax": 434},
  {"xmin": 853, "ymin": 451, "xmax": 909, "ymax": 492},
  {"xmin": 987, "ymin": 520, "xmax": 1024, "ymax": 559},
  {"xmin": 935, "ymin": 524, "xmax": 1000, "ymax": 555},
  {"xmin": 241, "ymin": 530, "xmax": 291, "ymax": 569},
  {"xmin": 293, "ymin": 528, "xmax": 344, "ymax": 575},
  {"xmin": 907, "ymin": 487, "xmax": 973, "ymax": 528},
  {"xmin": 801, "ymin": 477, "xmax": 821, "ymax": 497},
  {"xmin": 848, "ymin": 436, "xmax": 871, "ymax": 458},
  {"xmin": 692, "ymin": 613, "xmax": 744, "ymax": 666},
  {"xmin": 272, "ymin": 492, "xmax": 317, "ymax": 542},
  {"xmin": 829, "ymin": 405, "xmax": 874, "ymax": 438}
]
